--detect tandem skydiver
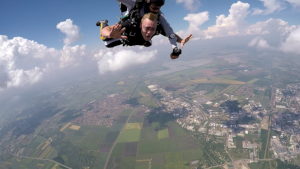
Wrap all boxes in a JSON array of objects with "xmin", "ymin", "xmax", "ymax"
[
  {"xmin": 96, "ymin": 0, "xmax": 193, "ymax": 59},
  {"xmin": 99, "ymin": 13, "xmax": 193, "ymax": 60}
]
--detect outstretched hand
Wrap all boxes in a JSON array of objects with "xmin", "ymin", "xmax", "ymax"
[
  {"xmin": 108, "ymin": 23, "xmax": 127, "ymax": 40},
  {"xmin": 180, "ymin": 34, "xmax": 193, "ymax": 49}
]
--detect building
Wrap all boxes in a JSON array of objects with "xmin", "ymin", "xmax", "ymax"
[{"xmin": 271, "ymin": 138, "xmax": 288, "ymax": 155}]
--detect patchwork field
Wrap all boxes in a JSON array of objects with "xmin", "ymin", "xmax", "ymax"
[
  {"xmin": 118, "ymin": 129, "xmax": 141, "ymax": 143},
  {"xmin": 124, "ymin": 123, "xmax": 142, "ymax": 130},
  {"xmin": 158, "ymin": 128, "xmax": 169, "ymax": 139},
  {"xmin": 104, "ymin": 110, "xmax": 205, "ymax": 169}
]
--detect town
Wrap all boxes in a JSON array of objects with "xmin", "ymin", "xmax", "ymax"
[{"xmin": 148, "ymin": 82, "xmax": 300, "ymax": 165}]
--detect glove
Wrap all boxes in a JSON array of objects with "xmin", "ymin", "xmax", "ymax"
[{"xmin": 170, "ymin": 47, "xmax": 182, "ymax": 60}]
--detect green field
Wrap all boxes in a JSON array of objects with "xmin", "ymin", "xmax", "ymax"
[
  {"xmin": 158, "ymin": 128, "xmax": 169, "ymax": 139},
  {"xmin": 118, "ymin": 129, "xmax": 141, "ymax": 142},
  {"xmin": 247, "ymin": 78, "xmax": 259, "ymax": 84},
  {"xmin": 206, "ymin": 89, "xmax": 219, "ymax": 97},
  {"xmin": 63, "ymin": 125, "xmax": 108, "ymax": 149},
  {"xmin": 139, "ymin": 139, "xmax": 172, "ymax": 155},
  {"xmin": 140, "ymin": 127, "xmax": 158, "ymax": 141},
  {"xmin": 120, "ymin": 157, "xmax": 136, "ymax": 169},
  {"xmin": 103, "ymin": 131, "xmax": 120, "ymax": 143},
  {"xmin": 170, "ymin": 123, "xmax": 186, "ymax": 137},
  {"xmin": 217, "ymin": 75, "xmax": 237, "ymax": 80},
  {"xmin": 136, "ymin": 161, "xmax": 149, "ymax": 169},
  {"xmin": 111, "ymin": 143, "xmax": 126, "ymax": 158},
  {"xmin": 137, "ymin": 153, "xmax": 166, "ymax": 165},
  {"xmin": 95, "ymin": 153, "xmax": 109, "ymax": 169},
  {"xmin": 110, "ymin": 123, "xmax": 125, "ymax": 132}
]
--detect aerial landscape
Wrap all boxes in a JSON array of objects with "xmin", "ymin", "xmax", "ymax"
[
  {"xmin": 2, "ymin": 49, "xmax": 300, "ymax": 169},
  {"xmin": 1, "ymin": 0, "xmax": 300, "ymax": 169}
]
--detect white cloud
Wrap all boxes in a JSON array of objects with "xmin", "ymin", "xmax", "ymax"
[
  {"xmin": 252, "ymin": 0, "xmax": 284, "ymax": 15},
  {"xmin": 59, "ymin": 44, "xmax": 86, "ymax": 68},
  {"xmin": 97, "ymin": 50, "xmax": 157, "ymax": 74},
  {"xmin": 249, "ymin": 26, "xmax": 300, "ymax": 55},
  {"xmin": 0, "ymin": 64, "xmax": 9, "ymax": 88},
  {"xmin": 0, "ymin": 34, "xmax": 86, "ymax": 89},
  {"xmin": 184, "ymin": 12, "xmax": 209, "ymax": 31},
  {"xmin": 176, "ymin": 1, "xmax": 296, "ymax": 41},
  {"xmin": 56, "ymin": 19, "xmax": 82, "ymax": 45},
  {"xmin": 246, "ymin": 18, "xmax": 297, "ymax": 36},
  {"xmin": 176, "ymin": 0, "xmax": 201, "ymax": 12},
  {"xmin": 7, "ymin": 67, "xmax": 44, "ymax": 88},
  {"xmin": 203, "ymin": 1, "xmax": 250, "ymax": 38},
  {"xmin": 0, "ymin": 19, "xmax": 87, "ymax": 90},
  {"xmin": 176, "ymin": 11, "xmax": 209, "ymax": 39},
  {"xmin": 286, "ymin": 0, "xmax": 300, "ymax": 9},
  {"xmin": 279, "ymin": 26, "xmax": 300, "ymax": 54},
  {"xmin": 248, "ymin": 36, "xmax": 273, "ymax": 49}
]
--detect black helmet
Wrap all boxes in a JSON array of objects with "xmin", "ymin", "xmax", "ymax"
[{"xmin": 147, "ymin": 0, "xmax": 165, "ymax": 6}]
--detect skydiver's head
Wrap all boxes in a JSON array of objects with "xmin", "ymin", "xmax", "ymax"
[
  {"xmin": 140, "ymin": 13, "xmax": 158, "ymax": 42},
  {"xmin": 146, "ymin": 0, "xmax": 165, "ymax": 14}
]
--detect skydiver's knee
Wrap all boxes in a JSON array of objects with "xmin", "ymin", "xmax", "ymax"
[{"xmin": 105, "ymin": 40, "xmax": 123, "ymax": 48}]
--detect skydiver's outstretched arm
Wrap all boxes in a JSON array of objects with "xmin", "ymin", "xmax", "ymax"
[
  {"xmin": 175, "ymin": 34, "xmax": 193, "ymax": 49},
  {"xmin": 157, "ymin": 12, "xmax": 178, "ymax": 49},
  {"xmin": 170, "ymin": 34, "xmax": 193, "ymax": 60},
  {"xmin": 101, "ymin": 23, "xmax": 127, "ymax": 40}
]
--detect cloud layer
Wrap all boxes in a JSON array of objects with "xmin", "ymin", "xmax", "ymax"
[
  {"xmin": 0, "ymin": 19, "xmax": 85, "ymax": 89},
  {"xmin": 176, "ymin": 1, "xmax": 297, "ymax": 41},
  {"xmin": 97, "ymin": 49, "xmax": 157, "ymax": 74},
  {"xmin": 248, "ymin": 26, "xmax": 300, "ymax": 54}
]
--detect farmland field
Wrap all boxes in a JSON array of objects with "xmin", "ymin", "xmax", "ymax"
[
  {"xmin": 158, "ymin": 128, "xmax": 169, "ymax": 139},
  {"xmin": 118, "ymin": 129, "xmax": 141, "ymax": 142},
  {"xmin": 124, "ymin": 123, "xmax": 142, "ymax": 130},
  {"xmin": 140, "ymin": 127, "xmax": 158, "ymax": 141}
]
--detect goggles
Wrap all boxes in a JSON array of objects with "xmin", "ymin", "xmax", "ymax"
[{"xmin": 149, "ymin": 4, "xmax": 161, "ymax": 11}]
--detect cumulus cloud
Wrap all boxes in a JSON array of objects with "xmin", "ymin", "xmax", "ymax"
[
  {"xmin": 56, "ymin": 19, "xmax": 82, "ymax": 45},
  {"xmin": 279, "ymin": 26, "xmax": 300, "ymax": 54},
  {"xmin": 176, "ymin": 0, "xmax": 201, "ymax": 12},
  {"xmin": 7, "ymin": 67, "xmax": 44, "ymax": 88},
  {"xmin": 203, "ymin": 1, "xmax": 250, "ymax": 38},
  {"xmin": 248, "ymin": 36, "xmax": 273, "ymax": 49},
  {"xmin": 246, "ymin": 18, "xmax": 297, "ymax": 36},
  {"xmin": 59, "ymin": 44, "xmax": 86, "ymax": 68},
  {"xmin": 0, "ymin": 31, "xmax": 86, "ymax": 89},
  {"xmin": 252, "ymin": 0, "xmax": 284, "ymax": 15},
  {"xmin": 97, "ymin": 50, "xmax": 157, "ymax": 74},
  {"xmin": 249, "ymin": 26, "xmax": 300, "ymax": 55},
  {"xmin": 176, "ymin": 1, "xmax": 296, "ymax": 41},
  {"xmin": 176, "ymin": 11, "xmax": 209, "ymax": 38},
  {"xmin": 0, "ymin": 64, "xmax": 9, "ymax": 88}
]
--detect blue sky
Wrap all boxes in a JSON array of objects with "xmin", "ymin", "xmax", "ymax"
[{"xmin": 0, "ymin": 0, "xmax": 299, "ymax": 50}]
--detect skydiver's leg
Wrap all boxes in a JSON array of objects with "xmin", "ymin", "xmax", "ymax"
[{"xmin": 105, "ymin": 38, "xmax": 123, "ymax": 48}]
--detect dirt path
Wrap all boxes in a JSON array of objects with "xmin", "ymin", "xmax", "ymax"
[
  {"xmin": 103, "ymin": 109, "xmax": 136, "ymax": 169},
  {"xmin": 264, "ymin": 116, "xmax": 271, "ymax": 159}
]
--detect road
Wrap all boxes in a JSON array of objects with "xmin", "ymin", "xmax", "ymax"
[
  {"xmin": 103, "ymin": 109, "xmax": 136, "ymax": 169},
  {"xmin": 12, "ymin": 154, "xmax": 72, "ymax": 169},
  {"xmin": 204, "ymin": 158, "xmax": 275, "ymax": 169}
]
